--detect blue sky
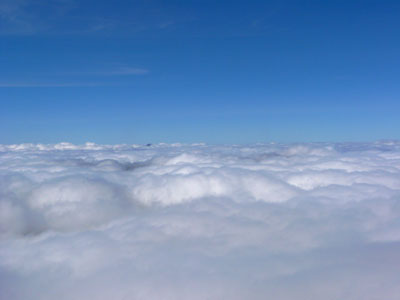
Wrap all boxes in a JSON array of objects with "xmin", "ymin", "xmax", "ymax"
[{"xmin": 1, "ymin": 0, "xmax": 399, "ymax": 144}]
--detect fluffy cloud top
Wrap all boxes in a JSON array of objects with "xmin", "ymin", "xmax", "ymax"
[{"xmin": 1, "ymin": 141, "xmax": 400, "ymax": 299}]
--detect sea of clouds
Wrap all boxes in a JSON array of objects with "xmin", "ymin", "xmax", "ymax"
[{"xmin": 1, "ymin": 141, "xmax": 400, "ymax": 299}]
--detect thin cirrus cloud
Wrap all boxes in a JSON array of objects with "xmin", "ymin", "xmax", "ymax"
[
  {"xmin": 0, "ymin": 0, "xmax": 80, "ymax": 35},
  {"xmin": 1, "ymin": 141, "xmax": 400, "ymax": 299},
  {"xmin": 0, "ymin": 82, "xmax": 102, "ymax": 88},
  {"xmin": 0, "ymin": 0, "xmax": 67, "ymax": 35},
  {"xmin": 0, "ymin": 0, "xmax": 175, "ymax": 36},
  {"xmin": 0, "ymin": 66, "xmax": 149, "ymax": 87},
  {"xmin": 80, "ymin": 67, "xmax": 150, "ymax": 76},
  {"xmin": 0, "ymin": 0, "xmax": 32, "ymax": 34}
]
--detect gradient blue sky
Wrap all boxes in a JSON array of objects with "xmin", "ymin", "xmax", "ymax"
[{"xmin": 1, "ymin": 0, "xmax": 399, "ymax": 144}]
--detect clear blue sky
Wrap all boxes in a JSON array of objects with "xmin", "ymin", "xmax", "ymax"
[{"xmin": 1, "ymin": 0, "xmax": 399, "ymax": 144}]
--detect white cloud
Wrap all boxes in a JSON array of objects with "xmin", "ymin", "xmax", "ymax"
[
  {"xmin": 0, "ymin": 0, "xmax": 176, "ymax": 36},
  {"xmin": 0, "ymin": 66, "xmax": 149, "ymax": 88},
  {"xmin": 0, "ymin": 82, "xmax": 102, "ymax": 88},
  {"xmin": 0, "ymin": 0, "xmax": 35, "ymax": 34},
  {"xmin": 1, "ymin": 141, "xmax": 400, "ymax": 299},
  {"xmin": 95, "ymin": 67, "xmax": 149, "ymax": 76}
]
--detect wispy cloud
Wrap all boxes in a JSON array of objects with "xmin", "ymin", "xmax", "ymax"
[
  {"xmin": 0, "ymin": 0, "xmax": 177, "ymax": 36},
  {"xmin": 88, "ymin": 67, "xmax": 150, "ymax": 76},
  {"xmin": 0, "ymin": 0, "xmax": 37, "ymax": 34},
  {"xmin": 0, "ymin": 82, "xmax": 102, "ymax": 88},
  {"xmin": 0, "ymin": 66, "xmax": 149, "ymax": 87},
  {"xmin": 51, "ymin": 66, "xmax": 150, "ymax": 77},
  {"xmin": 0, "ymin": 0, "xmax": 110, "ymax": 35}
]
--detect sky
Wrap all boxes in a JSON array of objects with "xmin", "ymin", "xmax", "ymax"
[{"xmin": 1, "ymin": 0, "xmax": 400, "ymax": 144}]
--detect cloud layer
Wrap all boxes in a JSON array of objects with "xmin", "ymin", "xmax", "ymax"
[{"xmin": 1, "ymin": 141, "xmax": 400, "ymax": 299}]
